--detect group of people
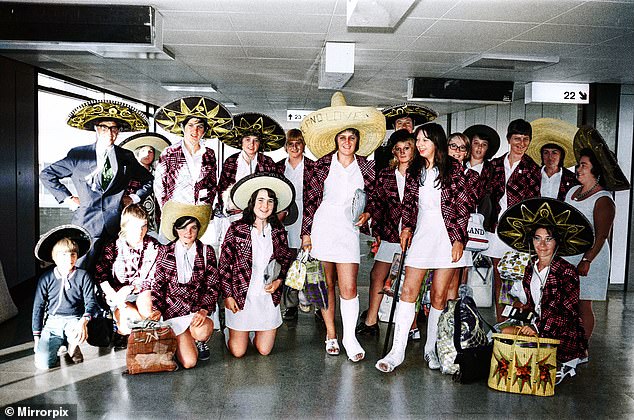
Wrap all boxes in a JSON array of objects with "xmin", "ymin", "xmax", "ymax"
[{"xmin": 33, "ymin": 93, "xmax": 626, "ymax": 385}]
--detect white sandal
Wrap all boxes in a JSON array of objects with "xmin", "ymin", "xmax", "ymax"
[{"xmin": 325, "ymin": 337, "xmax": 340, "ymax": 356}]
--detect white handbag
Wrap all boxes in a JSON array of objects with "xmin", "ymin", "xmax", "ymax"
[{"xmin": 465, "ymin": 213, "xmax": 489, "ymax": 251}]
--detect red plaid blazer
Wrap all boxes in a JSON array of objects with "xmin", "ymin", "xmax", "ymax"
[
  {"xmin": 522, "ymin": 256, "xmax": 587, "ymax": 363},
  {"xmin": 556, "ymin": 167, "xmax": 579, "ymax": 201},
  {"xmin": 217, "ymin": 152, "xmax": 280, "ymax": 208},
  {"xmin": 464, "ymin": 160, "xmax": 493, "ymax": 211},
  {"xmin": 368, "ymin": 167, "xmax": 418, "ymax": 243},
  {"xmin": 274, "ymin": 156, "xmax": 316, "ymax": 180},
  {"xmin": 95, "ymin": 236, "xmax": 160, "ymax": 292},
  {"xmin": 487, "ymin": 154, "xmax": 541, "ymax": 229},
  {"xmin": 219, "ymin": 220, "xmax": 293, "ymax": 310},
  {"xmin": 301, "ymin": 152, "xmax": 375, "ymax": 236},
  {"xmin": 404, "ymin": 158, "xmax": 471, "ymax": 244},
  {"xmin": 142, "ymin": 240, "xmax": 219, "ymax": 320},
  {"xmin": 155, "ymin": 144, "xmax": 218, "ymax": 206}
]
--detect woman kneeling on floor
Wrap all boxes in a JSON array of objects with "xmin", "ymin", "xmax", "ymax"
[
  {"xmin": 138, "ymin": 203, "xmax": 218, "ymax": 368},
  {"xmin": 220, "ymin": 173, "xmax": 294, "ymax": 357}
]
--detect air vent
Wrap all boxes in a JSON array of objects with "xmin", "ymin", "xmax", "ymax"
[{"xmin": 462, "ymin": 54, "xmax": 559, "ymax": 72}]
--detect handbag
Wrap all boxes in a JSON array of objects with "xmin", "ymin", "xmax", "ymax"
[
  {"xmin": 488, "ymin": 333, "xmax": 560, "ymax": 396},
  {"xmin": 285, "ymin": 251, "xmax": 308, "ymax": 290},
  {"xmin": 351, "ymin": 188, "xmax": 366, "ymax": 226},
  {"xmin": 283, "ymin": 286, "xmax": 299, "ymax": 308},
  {"xmin": 465, "ymin": 213, "xmax": 489, "ymax": 251},
  {"xmin": 303, "ymin": 256, "xmax": 328, "ymax": 309},
  {"xmin": 126, "ymin": 319, "xmax": 178, "ymax": 375},
  {"xmin": 498, "ymin": 251, "xmax": 530, "ymax": 283},
  {"xmin": 86, "ymin": 316, "xmax": 114, "ymax": 347}
]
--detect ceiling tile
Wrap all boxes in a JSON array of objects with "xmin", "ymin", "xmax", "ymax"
[
  {"xmin": 160, "ymin": 11, "xmax": 235, "ymax": 31},
  {"xmin": 516, "ymin": 24, "xmax": 631, "ymax": 44},
  {"xmin": 229, "ymin": 13, "xmax": 332, "ymax": 33},
  {"xmin": 164, "ymin": 30, "xmax": 242, "ymax": 46},
  {"xmin": 243, "ymin": 46, "xmax": 321, "ymax": 60},
  {"xmin": 410, "ymin": 35, "xmax": 503, "ymax": 53},
  {"xmin": 237, "ymin": 32, "xmax": 325, "ymax": 48},
  {"xmin": 548, "ymin": 2, "xmax": 634, "ymax": 28},
  {"xmin": 441, "ymin": 0, "xmax": 580, "ymax": 23},
  {"xmin": 425, "ymin": 19, "xmax": 537, "ymax": 40},
  {"xmin": 407, "ymin": 0, "xmax": 461, "ymax": 19}
]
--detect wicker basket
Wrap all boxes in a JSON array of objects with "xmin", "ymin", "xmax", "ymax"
[{"xmin": 488, "ymin": 333, "xmax": 560, "ymax": 397}]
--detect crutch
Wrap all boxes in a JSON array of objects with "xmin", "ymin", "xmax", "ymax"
[{"xmin": 382, "ymin": 248, "xmax": 407, "ymax": 358}]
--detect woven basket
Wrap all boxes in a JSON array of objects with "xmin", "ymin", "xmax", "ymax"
[{"xmin": 488, "ymin": 333, "xmax": 560, "ymax": 397}]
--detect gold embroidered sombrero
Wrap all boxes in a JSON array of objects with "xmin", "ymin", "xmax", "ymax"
[
  {"xmin": 526, "ymin": 118, "xmax": 577, "ymax": 168},
  {"xmin": 66, "ymin": 100, "xmax": 148, "ymax": 132},
  {"xmin": 218, "ymin": 113, "xmax": 286, "ymax": 152},
  {"xmin": 34, "ymin": 224, "xmax": 92, "ymax": 264},
  {"xmin": 463, "ymin": 124, "xmax": 501, "ymax": 160},
  {"xmin": 119, "ymin": 133, "xmax": 171, "ymax": 163},
  {"xmin": 160, "ymin": 201, "xmax": 211, "ymax": 242},
  {"xmin": 497, "ymin": 198, "xmax": 594, "ymax": 256},
  {"xmin": 573, "ymin": 126, "xmax": 631, "ymax": 191},
  {"xmin": 300, "ymin": 91, "xmax": 386, "ymax": 159},
  {"xmin": 230, "ymin": 172, "xmax": 295, "ymax": 213},
  {"xmin": 382, "ymin": 103, "xmax": 438, "ymax": 129},
  {"xmin": 154, "ymin": 96, "xmax": 234, "ymax": 139}
]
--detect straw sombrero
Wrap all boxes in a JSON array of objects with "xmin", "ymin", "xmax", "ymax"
[
  {"xmin": 230, "ymin": 172, "xmax": 295, "ymax": 213},
  {"xmin": 67, "ymin": 100, "xmax": 148, "ymax": 132},
  {"xmin": 382, "ymin": 103, "xmax": 438, "ymax": 129},
  {"xmin": 463, "ymin": 124, "xmax": 501, "ymax": 160},
  {"xmin": 526, "ymin": 118, "xmax": 577, "ymax": 168},
  {"xmin": 497, "ymin": 198, "xmax": 594, "ymax": 256},
  {"xmin": 219, "ymin": 113, "xmax": 286, "ymax": 152},
  {"xmin": 300, "ymin": 92, "xmax": 386, "ymax": 159},
  {"xmin": 573, "ymin": 126, "xmax": 631, "ymax": 191},
  {"xmin": 154, "ymin": 96, "xmax": 234, "ymax": 139},
  {"xmin": 35, "ymin": 224, "xmax": 92, "ymax": 264},
  {"xmin": 119, "ymin": 133, "xmax": 171, "ymax": 163},
  {"xmin": 159, "ymin": 201, "xmax": 211, "ymax": 242}
]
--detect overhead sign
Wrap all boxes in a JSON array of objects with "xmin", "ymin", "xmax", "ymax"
[
  {"xmin": 525, "ymin": 82, "xmax": 590, "ymax": 104},
  {"xmin": 287, "ymin": 109, "xmax": 313, "ymax": 122}
]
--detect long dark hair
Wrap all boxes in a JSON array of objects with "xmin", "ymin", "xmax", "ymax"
[
  {"xmin": 410, "ymin": 123, "xmax": 451, "ymax": 188},
  {"xmin": 241, "ymin": 188, "xmax": 284, "ymax": 229}
]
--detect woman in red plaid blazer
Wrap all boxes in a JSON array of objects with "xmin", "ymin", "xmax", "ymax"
[
  {"xmin": 219, "ymin": 186, "xmax": 293, "ymax": 357},
  {"xmin": 301, "ymin": 128, "xmax": 375, "ymax": 362},
  {"xmin": 377, "ymin": 123, "xmax": 471, "ymax": 373}
]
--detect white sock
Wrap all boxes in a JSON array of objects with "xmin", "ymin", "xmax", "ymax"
[
  {"xmin": 340, "ymin": 296, "xmax": 365, "ymax": 358},
  {"xmin": 424, "ymin": 306, "xmax": 443, "ymax": 354},
  {"xmin": 388, "ymin": 301, "xmax": 416, "ymax": 361}
]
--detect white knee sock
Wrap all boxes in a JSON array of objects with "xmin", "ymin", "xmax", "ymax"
[
  {"xmin": 340, "ymin": 296, "xmax": 365, "ymax": 358},
  {"xmin": 389, "ymin": 301, "xmax": 416, "ymax": 361},
  {"xmin": 424, "ymin": 306, "xmax": 443, "ymax": 354}
]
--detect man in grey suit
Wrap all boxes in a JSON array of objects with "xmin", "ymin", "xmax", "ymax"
[{"xmin": 40, "ymin": 100, "xmax": 153, "ymax": 270}]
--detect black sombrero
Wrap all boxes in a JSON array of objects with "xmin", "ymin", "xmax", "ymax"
[
  {"xmin": 463, "ymin": 124, "xmax": 501, "ymax": 160},
  {"xmin": 34, "ymin": 224, "xmax": 92, "ymax": 264},
  {"xmin": 67, "ymin": 100, "xmax": 148, "ymax": 132},
  {"xmin": 382, "ymin": 103, "xmax": 438, "ymax": 129},
  {"xmin": 154, "ymin": 96, "xmax": 234, "ymax": 139},
  {"xmin": 219, "ymin": 113, "xmax": 286, "ymax": 152},
  {"xmin": 230, "ymin": 172, "xmax": 295, "ymax": 213}
]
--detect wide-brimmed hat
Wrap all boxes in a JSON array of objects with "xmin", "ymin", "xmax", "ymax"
[
  {"xmin": 497, "ymin": 198, "xmax": 594, "ymax": 256},
  {"xmin": 34, "ymin": 224, "xmax": 92, "ymax": 264},
  {"xmin": 67, "ymin": 100, "xmax": 148, "ymax": 132},
  {"xmin": 526, "ymin": 118, "xmax": 577, "ymax": 168},
  {"xmin": 463, "ymin": 124, "xmax": 501, "ymax": 160},
  {"xmin": 283, "ymin": 201, "xmax": 299, "ymax": 226},
  {"xmin": 119, "ymin": 133, "xmax": 171, "ymax": 163},
  {"xmin": 230, "ymin": 172, "xmax": 295, "ymax": 213},
  {"xmin": 154, "ymin": 96, "xmax": 234, "ymax": 139},
  {"xmin": 300, "ymin": 92, "xmax": 387, "ymax": 159},
  {"xmin": 219, "ymin": 113, "xmax": 286, "ymax": 152},
  {"xmin": 159, "ymin": 200, "xmax": 211, "ymax": 242},
  {"xmin": 574, "ymin": 126, "xmax": 631, "ymax": 191},
  {"xmin": 382, "ymin": 103, "xmax": 438, "ymax": 129}
]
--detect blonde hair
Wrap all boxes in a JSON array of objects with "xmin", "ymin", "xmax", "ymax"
[
  {"xmin": 447, "ymin": 132, "xmax": 471, "ymax": 160},
  {"xmin": 388, "ymin": 136, "xmax": 416, "ymax": 170},
  {"xmin": 51, "ymin": 238, "xmax": 78, "ymax": 258},
  {"xmin": 119, "ymin": 204, "xmax": 148, "ymax": 239}
]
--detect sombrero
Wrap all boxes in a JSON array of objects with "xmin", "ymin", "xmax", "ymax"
[
  {"xmin": 219, "ymin": 113, "xmax": 286, "ymax": 152},
  {"xmin": 526, "ymin": 118, "xmax": 577, "ymax": 168},
  {"xmin": 283, "ymin": 201, "xmax": 299, "ymax": 226},
  {"xmin": 154, "ymin": 96, "xmax": 234, "ymax": 139},
  {"xmin": 34, "ymin": 224, "xmax": 92, "ymax": 264},
  {"xmin": 119, "ymin": 133, "xmax": 171, "ymax": 163},
  {"xmin": 67, "ymin": 100, "xmax": 148, "ymax": 132},
  {"xmin": 463, "ymin": 124, "xmax": 501, "ymax": 160},
  {"xmin": 382, "ymin": 103, "xmax": 438, "ymax": 128},
  {"xmin": 160, "ymin": 200, "xmax": 211, "ymax": 242},
  {"xmin": 574, "ymin": 126, "xmax": 631, "ymax": 191},
  {"xmin": 301, "ymin": 92, "xmax": 387, "ymax": 159},
  {"xmin": 497, "ymin": 198, "xmax": 594, "ymax": 256},
  {"xmin": 230, "ymin": 172, "xmax": 295, "ymax": 213}
]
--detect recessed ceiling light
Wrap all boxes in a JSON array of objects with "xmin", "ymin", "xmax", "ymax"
[
  {"xmin": 224, "ymin": 102, "xmax": 237, "ymax": 108},
  {"xmin": 161, "ymin": 84, "xmax": 217, "ymax": 93}
]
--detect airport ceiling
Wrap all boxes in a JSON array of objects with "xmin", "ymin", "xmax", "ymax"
[{"xmin": 2, "ymin": 0, "xmax": 634, "ymax": 126}]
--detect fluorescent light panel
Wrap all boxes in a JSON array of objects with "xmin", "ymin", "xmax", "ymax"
[{"xmin": 161, "ymin": 84, "xmax": 217, "ymax": 93}]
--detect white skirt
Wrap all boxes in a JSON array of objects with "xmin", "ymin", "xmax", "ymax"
[
  {"xmin": 225, "ymin": 282, "xmax": 282, "ymax": 332},
  {"xmin": 375, "ymin": 241, "xmax": 401, "ymax": 263},
  {"xmin": 311, "ymin": 202, "xmax": 360, "ymax": 264},
  {"xmin": 166, "ymin": 313, "xmax": 214, "ymax": 336},
  {"xmin": 405, "ymin": 209, "xmax": 465, "ymax": 269}
]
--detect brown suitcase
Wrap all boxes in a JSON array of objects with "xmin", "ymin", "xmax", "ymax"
[{"xmin": 126, "ymin": 324, "xmax": 178, "ymax": 374}]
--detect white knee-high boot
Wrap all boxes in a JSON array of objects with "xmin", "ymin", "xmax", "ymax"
[
  {"xmin": 375, "ymin": 301, "xmax": 415, "ymax": 372},
  {"xmin": 424, "ymin": 306, "xmax": 443, "ymax": 355},
  {"xmin": 340, "ymin": 296, "xmax": 365, "ymax": 361}
]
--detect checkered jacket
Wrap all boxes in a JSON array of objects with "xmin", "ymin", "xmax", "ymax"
[
  {"xmin": 404, "ymin": 157, "xmax": 471, "ymax": 244},
  {"xmin": 274, "ymin": 156, "xmax": 316, "ymax": 181},
  {"xmin": 94, "ymin": 235, "xmax": 160, "ymax": 292},
  {"xmin": 217, "ymin": 152, "xmax": 280, "ymax": 209},
  {"xmin": 557, "ymin": 167, "xmax": 579, "ymax": 201},
  {"xmin": 522, "ymin": 256, "xmax": 587, "ymax": 363},
  {"xmin": 142, "ymin": 240, "xmax": 219, "ymax": 320},
  {"xmin": 487, "ymin": 154, "xmax": 541, "ymax": 229},
  {"xmin": 219, "ymin": 220, "xmax": 293, "ymax": 310},
  {"xmin": 155, "ymin": 143, "xmax": 218, "ymax": 206},
  {"xmin": 368, "ymin": 167, "xmax": 418, "ymax": 243},
  {"xmin": 301, "ymin": 152, "xmax": 375, "ymax": 236}
]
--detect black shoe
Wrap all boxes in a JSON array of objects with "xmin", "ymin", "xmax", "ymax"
[
  {"xmin": 314, "ymin": 309, "xmax": 325, "ymax": 325},
  {"xmin": 196, "ymin": 340, "xmax": 210, "ymax": 361},
  {"xmin": 113, "ymin": 333, "xmax": 129, "ymax": 350},
  {"xmin": 360, "ymin": 309, "xmax": 368, "ymax": 321},
  {"xmin": 283, "ymin": 307, "xmax": 298, "ymax": 321},
  {"xmin": 355, "ymin": 322, "xmax": 380, "ymax": 336}
]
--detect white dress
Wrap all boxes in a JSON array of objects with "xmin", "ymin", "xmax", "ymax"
[
  {"xmin": 225, "ymin": 224, "xmax": 283, "ymax": 331},
  {"xmin": 374, "ymin": 169, "xmax": 405, "ymax": 264},
  {"xmin": 564, "ymin": 186, "xmax": 613, "ymax": 301},
  {"xmin": 310, "ymin": 155, "xmax": 364, "ymax": 264},
  {"xmin": 283, "ymin": 158, "xmax": 304, "ymax": 249},
  {"xmin": 405, "ymin": 167, "xmax": 466, "ymax": 269}
]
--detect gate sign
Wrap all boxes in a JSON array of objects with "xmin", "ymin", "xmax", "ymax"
[
  {"xmin": 287, "ymin": 109, "xmax": 313, "ymax": 122},
  {"xmin": 525, "ymin": 82, "xmax": 590, "ymax": 104}
]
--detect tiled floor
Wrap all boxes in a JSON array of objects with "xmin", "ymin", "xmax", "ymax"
[{"xmin": 1, "ymin": 253, "xmax": 632, "ymax": 419}]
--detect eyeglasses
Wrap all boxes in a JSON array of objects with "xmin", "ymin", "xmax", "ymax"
[
  {"xmin": 448, "ymin": 143, "xmax": 467, "ymax": 152},
  {"xmin": 95, "ymin": 124, "xmax": 120, "ymax": 133}
]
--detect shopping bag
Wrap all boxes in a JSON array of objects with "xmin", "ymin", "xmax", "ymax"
[
  {"xmin": 303, "ymin": 256, "xmax": 328, "ymax": 309},
  {"xmin": 285, "ymin": 251, "xmax": 308, "ymax": 290},
  {"xmin": 498, "ymin": 251, "xmax": 530, "ymax": 282},
  {"xmin": 465, "ymin": 213, "xmax": 489, "ymax": 251}
]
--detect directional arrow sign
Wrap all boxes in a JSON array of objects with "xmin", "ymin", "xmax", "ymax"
[
  {"xmin": 287, "ymin": 109, "xmax": 314, "ymax": 122},
  {"xmin": 525, "ymin": 82, "xmax": 590, "ymax": 104}
]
